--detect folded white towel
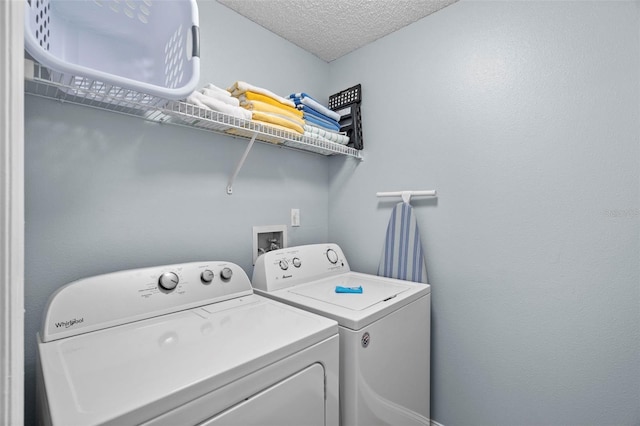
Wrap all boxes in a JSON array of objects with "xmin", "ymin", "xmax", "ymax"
[
  {"xmin": 204, "ymin": 83, "xmax": 233, "ymax": 97},
  {"xmin": 304, "ymin": 124, "xmax": 349, "ymax": 145},
  {"xmin": 187, "ymin": 91, "xmax": 252, "ymax": 120},
  {"xmin": 201, "ymin": 88, "xmax": 240, "ymax": 107},
  {"xmin": 228, "ymin": 81, "xmax": 296, "ymax": 108},
  {"xmin": 304, "ymin": 132, "xmax": 338, "ymax": 146},
  {"xmin": 186, "ymin": 93, "xmax": 209, "ymax": 109}
]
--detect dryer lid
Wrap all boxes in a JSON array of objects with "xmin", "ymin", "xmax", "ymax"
[
  {"xmin": 37, "ymin": 295, "xmax": 337, "ymax": 426},
  {"xmin": 289, "ymin": 276, "xmax": 411, "ymax": 311}
]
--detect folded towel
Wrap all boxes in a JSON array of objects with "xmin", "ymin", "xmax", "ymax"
[
  {"xmin": 304, "ymin": 124, "xmax": 349, "ymax": 145},
  {"xmin": 229, "ymin": 81, "xmax": 296, "ymax": 108},
  {"xmin": 187, "ymin": 91, "xmax": 252, "ymax": 120},
  {"xmin": 304, "ymin": 131, "xmax": 331, "ymax": 145},
  {"xmin": 186, "ymin": 92, "xmax": 209, "ymax": 109},
  {"xmin": 252, "ymin": 111, "xmax": 304, "ymax": 134},
  {"xmin": 297, "ymin": 104, "xmax": 341, "ymax": 128},
  {"xmin": 241, "ymin": 100, "xmax": 305, "ymax": 127},
  {"xmin": 303, "ymin": 113, "xmax": 341, "ymax": 132},
  {"xmin": 201, "ymin": 88, "xmax": 240, "ymax": 107},
  {"xmin": 238, "ymin": 92, "xmax": 303, "ymax": 117},
  {"xmin": 305, "ymin": 132, "xmax": 347, "ymax": 146},
  {"xmin": 204, "ymin": 83, "xmax": 233, "ymax": 97},
  {"xmin": 289, "ymin": 93, "xmax": 341, "ymax": 122}
]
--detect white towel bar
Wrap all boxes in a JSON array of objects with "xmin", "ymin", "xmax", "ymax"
[{"xmin": 376, "ymin": 190, "xmax": 437, "ymax": 203}]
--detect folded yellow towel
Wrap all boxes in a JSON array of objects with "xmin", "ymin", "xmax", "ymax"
[
  {"xmin": 252, "ymin": 111, "xmax": 304, "ymax": 134},
  {"xmin": 228, "ymin": 81, "xmax": 296, "ymax": 108},
  {"xmin": 239, "ymin": 92, "xmax": 303, "ymax": 118},
  {"xmin": 242, "ymin": 100, "xmax": 305, "ymax": 127}
]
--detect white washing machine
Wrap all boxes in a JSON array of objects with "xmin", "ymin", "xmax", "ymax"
[
  {"xmin": 252, "ymin": 243, "xmax": 431, "ymax": 426},
  {"xmin": 36, "ymin": 260, "xmax": 339, "ymax": 426}
]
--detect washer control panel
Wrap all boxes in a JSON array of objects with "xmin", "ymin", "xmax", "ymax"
[
  {"xmin": 41, "ymin": 261, "xmax": 253, "ymax": 342},
  {"xmin": 252, "ymin": 243, "xmax": 350, "ymax": 292}
]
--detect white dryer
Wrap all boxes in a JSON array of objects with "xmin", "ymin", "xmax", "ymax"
[
  {"xmin": 37, "ymin": 260, "xmax": 339, "ymax": 426},
  {"xmin": 252, "ymin": 243, "xmax": 431, "ymax": 426}
]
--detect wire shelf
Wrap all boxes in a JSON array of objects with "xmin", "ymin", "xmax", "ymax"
[
  {"xmin": 163, "ymin": 101, "xmax": 362, "ymax": 157},
  {"xmin": 24, "ymin": 61, "xmax": 363, "ymax": 160}
]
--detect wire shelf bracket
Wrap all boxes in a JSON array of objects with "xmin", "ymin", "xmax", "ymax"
[{"xmin": 227, "ymin": 132, "xmax": 258, "ymax": 195}]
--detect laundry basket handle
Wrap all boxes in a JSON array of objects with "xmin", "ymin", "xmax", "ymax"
[{"xmin": 191, "ymin": 25, "xmax": 200, "ymax": 58}]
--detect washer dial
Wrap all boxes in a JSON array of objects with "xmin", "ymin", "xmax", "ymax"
[
  {"xmin": 326, "ymin": 249, "xmax": 339, "ymax": 264},
  {"xmin": 220, "ymin": 267, "xmax": 233, "ymax": 281},
  {"xmin": 158, "ymin": 272, "xmax": 179, "ymax": 290},
  {"xmin": 201, "ymin": 269, "xmax": 214, "ymax": 283}
]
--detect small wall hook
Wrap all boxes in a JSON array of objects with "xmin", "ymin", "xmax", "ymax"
[{"xmin": 401, "ymin": 191, "xmax": 411, "ymax": 204}]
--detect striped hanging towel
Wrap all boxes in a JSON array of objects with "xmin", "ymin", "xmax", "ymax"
[{"xmin": 377, "ymin": 202, "xmax": 428, "ymax": 284}]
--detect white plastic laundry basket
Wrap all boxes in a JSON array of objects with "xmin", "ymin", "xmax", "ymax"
[{"xmin": 24, "ymin": 0, "xmax": 200, "ymax": 106}]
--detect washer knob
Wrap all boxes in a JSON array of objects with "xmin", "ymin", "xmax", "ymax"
[
  {"xmin": 279, "ymin": 260, "xmax": 289, "ymax": 270},
  {"xmin": 326, "ymin": 249, "xmax": 339, "ymax": 264},
  {"xmin": 292, "ymin": 257, "xmax": 302, "ymax": 268},
  {"xmin": 201, "ymin": 269, "xmax": 214, "ymax": 283},
  {"xmin": 220, "ymin": 267, "xmax": 233, "ymax": 281},
  {"xmin": 158, "ymin": 272, "xmax": 179, "ymax": 291}
]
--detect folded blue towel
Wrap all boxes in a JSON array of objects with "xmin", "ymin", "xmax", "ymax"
[
  {"xmin": 298, "ymin": 104, "xmax": 341, "ymax": 128},
  {"xmin": 335, "ymin": 285, "xmax": 363, "ymax": 294},
  {"xmin": 303, "ymin": 114, "xmax": 341, "ymax": 132},
  {"xmin": 289, "ymin": 92, "xmax": 341, "ymax": 122}
]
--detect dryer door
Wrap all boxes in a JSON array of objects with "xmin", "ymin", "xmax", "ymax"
[{"xmin": 200, "ymin": 363, "xmax": 326, "ymax": 426}]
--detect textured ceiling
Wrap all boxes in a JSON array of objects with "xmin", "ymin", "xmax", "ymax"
[{"xmin": 216, "ymin": 0, "xmax": 459, "ymax": 62}]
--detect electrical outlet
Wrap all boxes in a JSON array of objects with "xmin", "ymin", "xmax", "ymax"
[
  {"xmin": 252, "ymin": 225, "xmax": 287, "ymax": 264},
  {"xmin": 291, "ymin": 209, "xmax": 300, "ymax": 227}
]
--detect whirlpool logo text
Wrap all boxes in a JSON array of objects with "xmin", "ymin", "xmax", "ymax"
[{"xmin": 55, "ymin": 318, "xmax": 84, "ymax": 329}]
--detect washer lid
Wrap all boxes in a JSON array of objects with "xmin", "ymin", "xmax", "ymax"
[
  {"xmin": 262, "ymin": 272, "xmax": 430, "ymax": 330},
  {"xmin": 37, "ymin": 295, "xmax": 337, "ymax": 426},
  {"xmin": 289, "ymin": 276, "xmax": 410, "ymax": 311}
]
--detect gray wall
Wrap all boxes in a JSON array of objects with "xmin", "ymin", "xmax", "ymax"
[
  {"xmin": 328, "ymin": 1, "xmax": 640, "ymax": 425},
  {"xmin": 24, "ymin": 1, "xmax": 331, "ymax": 424},
  {"xmin": 24, "ymin": 1, "xmax": 640, "ymax": 426}
]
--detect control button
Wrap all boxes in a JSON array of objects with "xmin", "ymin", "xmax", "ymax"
[
  {"xmin": 201, "ymin": 269, "xmax": 214, "ymax": 283},
  {"xmin": 292, "ymin": 257, "xmax": 302, "ymax": 268},
  {"xmin": 158, "ymin": 272, "xmax": 179, "ymax": 291},
  {"xmin": 326, "ymin": 249, "xmax": 339, "ymax": 264},
  {"xmin": 279, "ymin": 260, "xmax": 289, "ymax": 270},
  {"xmin": 220, "ymin": 267, "xmax": 233, "ymax": 281}
]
